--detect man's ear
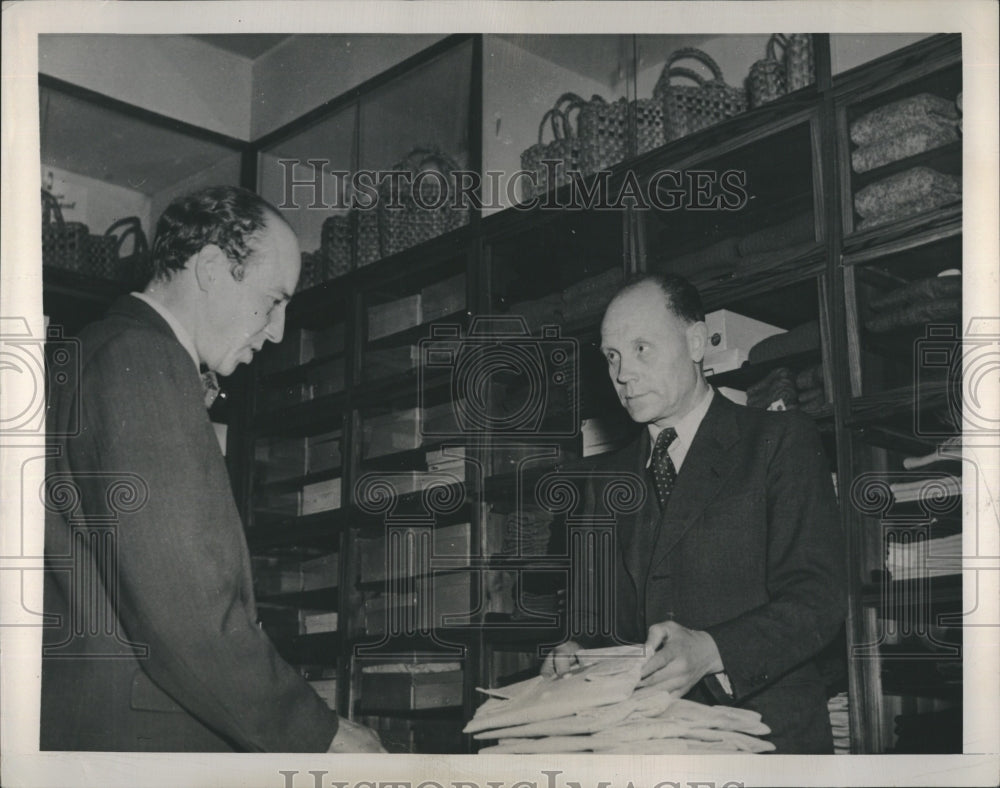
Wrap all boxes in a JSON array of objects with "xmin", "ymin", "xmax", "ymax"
[
  {"xmin": 687, "ymin": 320, "xmax": 709, "ymax": 363},
  {"xmin": 192, "ymin": 244, "xmax": 227, "ymax": 293}
]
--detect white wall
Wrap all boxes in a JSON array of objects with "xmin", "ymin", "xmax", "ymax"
[
  {"xmin": 41, "ymin": 164, "xmax": 151, "ymax": 238},
  {"xmin": 251, "ymin": 34, "xmax": 446, "ymax": 139},
  {"xmin": 831, "ymin": 34, "xmax": 934, "ymax": 75},
  {"xmin": 39, "ymin": 35, "xmax": 253, "ymax": 140},
  {"xmin": 483, "ymin": 35, "xmax": 619, "ymax": 213}
]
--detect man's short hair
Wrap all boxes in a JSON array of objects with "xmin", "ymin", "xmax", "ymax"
[
  {"xmin": 150, "ymin": 185, "xmax": 282, "ymax": 280},
  {"xmin": 620, "ymin": 273, "xmax": 705, "ymax": 324}
]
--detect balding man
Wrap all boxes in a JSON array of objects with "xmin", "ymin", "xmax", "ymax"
[{"xmin": 545, "ymin": 273, "xmax": 845, "ymax": 753}]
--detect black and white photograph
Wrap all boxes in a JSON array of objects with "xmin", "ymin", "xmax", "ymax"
[{"xmin": 1, "ymin": 2, "xmax": 997, "ymax": 787}]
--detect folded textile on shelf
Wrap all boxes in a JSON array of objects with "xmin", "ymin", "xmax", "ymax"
[
  {"xmin": 746, "ymin": 366, "xmax": 798, "ymax": 410},
  {"xmin": 851, "ymin": 121, "xmax": 959, "ymax": 173},
  {"xmin": 735, "ymin": 212, "xmax": 815, "ymax": 257},
  {"xmin": 665, "ymin": 237, "xmax": 741, "ymax": 280},
  {"xmin": 795, "ymin": 363, "xmax": 825, "ymax": 391},
  {"xmin": 864, "ymin": 298, "xmax": 961, "ymax": 333},
  {"xmin": 748, "ymin": 320, "xmax": 820, "ymax": 364},
  {"xmin": 868, "ymin": 273, "xmax": 962, "ymax": 314},
  {"xmin": 849, "ymin": 93, "xmax": 960, "ymax": 146},
  {"xmin": 854, "ymin": 167, "xmax": 961, "ymax": 224},
  {"xmin": 467, "ymin": 647, "xmax": 774, "ymax": 754}
]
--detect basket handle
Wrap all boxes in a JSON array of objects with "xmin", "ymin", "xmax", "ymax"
[
  {"xmin": 664, "ymin": 67, "xmax": 708, "ymax": 88},
  {"xmin": 393, "ymin": 146, "xmax": 462, "ymax": 176},
  {"xmin": 537, "ymin": 107, "xmax": 568, "ymax": 145},
  {"xmin": 766, "ymin": 34, "xmax": 788, "ymax": 62},
  {"xmin": 41, "ymin": 188, "xmax": 64, "ymax": 229},
  {"xmin": 105, "ymin": 216, "xmax": 149, "ymax": 257},
  {"xmin": 664, "ymin": 47, "xmax": 725, "ymax": 82}
]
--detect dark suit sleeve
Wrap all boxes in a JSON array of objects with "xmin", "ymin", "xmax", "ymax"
[
  {"xmin": 703, "ymin": 413, "xmax": 846, "ymax": 702},
  {"xmin": 74, "ymin": 329, "xmax": 338, "ymax": 752}
]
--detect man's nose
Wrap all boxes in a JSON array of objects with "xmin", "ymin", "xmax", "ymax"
[
  {"xmin": 263, "ymin": 309, "xmax": 285, "ymax": 344},
  {"xmin": 615, "ymin": 356, "xmax": 638, "ymax": 383}
]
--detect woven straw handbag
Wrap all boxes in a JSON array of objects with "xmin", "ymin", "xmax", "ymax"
[
  {"xmin": 520, "ymin": 93, "xmax": 585, "ymax": 200},
  {"xmin": 378, "ymin": 147, "xmax": 469, "ymax": 258},
  {"xmin": 320, "ymin": 213, "xmax": 354, "ymax": 279},
  {"xmin": 748, "ymin": 35, "xmax": 788, "ymax": 108},
  {"xmin": 632, "ymin": 97, "xmax": 666, "ymax": 155},
  {"xmin": 100, "ymin": 216, "xmax": 149, "ymax": 285},
  {"xmin": 41, "ymin": 188, "xmax": 88, "ymax": 272},
  {"xmin": 654, "ymin": 48, "xmax": 749, "ymax": 140},
  {"xmin": 784, "ymin": 34, "xmax": 815, "ymax": 92},
  {"xmin": 578, "ymin": 95, "xmax": 629, "ymax": 173}
]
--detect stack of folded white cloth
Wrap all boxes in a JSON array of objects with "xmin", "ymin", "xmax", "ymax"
[{"xmin": 465, "ymin": 646, "xmax": 775, "ymax": 754}]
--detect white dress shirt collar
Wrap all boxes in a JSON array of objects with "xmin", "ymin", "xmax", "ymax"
[{"xmin": 645, "ymin": 385, "xmax": 715, "ymax": 472}]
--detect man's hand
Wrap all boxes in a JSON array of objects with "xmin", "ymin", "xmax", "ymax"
[
  {"xmin": 540, "ymin": 640, "xmax": 583, "ymax": 678},
  {"xmin": 327, "ymin": 717, "xmax": 386, "ymax": 753},
  {"xmin": 637, "ymin": 620, "xmax": 724, "ymax": 697}
]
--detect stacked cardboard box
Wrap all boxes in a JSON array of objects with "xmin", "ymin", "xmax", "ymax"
[
  {"xmin": 360, "ymin": 523, "xmax": 473, "ymax": 581},
  {"xmin": 301, "ymin": 477, "xmax": 342, "ymax": 514},
  {"xmin": 364, "ymin": 344, "xmax": 421, "ymax": 382},
  {"xmin": 420, "ymin": 273, "xmax": 466, "ymax": 323},
  {"xmin": 360, "ymin": 662, "xmax": 463, "ymax": 711},
  {"xmin": 307, "ymin": 431, "xmax": 342, "ymax": 473},
  {"xmin": 363, "ymin": 409, "xmax": 422, "ymax": 458},
  {"xmin": 368, "ymin": 294, "xmax": 422, "ymax": 340}
]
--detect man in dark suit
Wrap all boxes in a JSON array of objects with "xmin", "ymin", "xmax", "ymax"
[
  {"xmin": 544, "ymin": 273, "xmax": 845, "ymax": 753},
  {"xmin": 42, "ymin": 186, "xmax": 382, "ymax": 752}
]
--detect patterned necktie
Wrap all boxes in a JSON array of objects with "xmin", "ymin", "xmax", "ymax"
[
  {"xmin": 201, "ymin": 370, "xmax": 220, "ymax": 409},
  {"xmin": 649, "ymin": 427, "xmax": 678, "ymax": 510}
]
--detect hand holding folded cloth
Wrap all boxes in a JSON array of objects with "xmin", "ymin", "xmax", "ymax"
[{"xmin": 465, "ymin": 646, "xmax": 774, "ymax": 754}]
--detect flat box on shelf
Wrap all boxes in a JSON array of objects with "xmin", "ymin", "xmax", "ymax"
[
  {"xmin": 421, "ymin": 400, "xmax": 465, "ymax": 436},
  {"xmin": 702, "ymin": 348, "xmax": 749, "ymax": 376},
  {"xmin": 363, "ymin": 409, "xmax": 421, "ymax": 458},
  {"xmin": 360, "ymin": 523, "xmax": 473, "ymax": 581},
  {"xmin": 420, "ymin": 273, "xmax": 466, "ymax": 323},
  {"xmin": 257, "ymin": 437, "xmax": 308, "ymax": 483},
  {"xmin": 368, "ymin": 294, "xmax": 422, "ymax": 340},
  {"xmin": 301, "ymin": 478, "xmax": 342, "ymax": 514},
  {"xmin": 300, "ymin": 552, "xmax": 341, "ymax": 590},
  {"xmin": 704, "ymin": 309, "xmax": 785, "ymax": 355},
  {"xmin": 302, "ymin": 610, "xmax": 339, "ymax": 634},
  {"xmin": 308, "ymin": 359, "xmax": 346, "ymax": 397},
  {"xmin": 363, "ymin": 345, "xmax": 420, "ymax": 381},
  {"xmin": 255, "ymin": 490, "xmax": 302, "ymax": 517},
  {"xmin": 359, "ymin": 669, "xmax": 463, "ymax": 711},
  {"xmin": 257, "ymin": 328, "xmax": 315, "ymax": 374},
  {"xmin": 307, "ymin": 431, "xmax": 342, "ymax": 473}
]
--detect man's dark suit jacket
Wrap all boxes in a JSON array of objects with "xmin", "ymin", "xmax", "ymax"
[
  {"xmin": 41, "ymin": 296, "xmax": 338, "ymax": 752},
  {"xmin": 567, "ymin": 391, "xmax": 846, "ymax": 753}
]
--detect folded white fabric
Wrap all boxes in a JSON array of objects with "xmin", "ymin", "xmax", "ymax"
[{"xmin": 467, "ymin": 647, "xmax": 775, "ymax": 754}]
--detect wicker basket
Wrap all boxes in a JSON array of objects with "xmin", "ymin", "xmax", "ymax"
[
  {"xmin": 632, "ymin": 98, "xmax": 666, "ymax": 155},
  {"xmin": 41, "ymin": 189, "xmax": 88, "ymax": 272},
  {"xmin": 378, "ymin": 147, "xmax": 469, "ymax": 257},
  {"xmin": 578, "ymin": 95, "xmax": 628, "ymax": 174},
  {"xmin": 296, "ymin": 250, "xmax": 324, "ymax": 293},
  {"xmin": 654, "ymin": 48, "xmax": 749, "ymax": 140},
  {"xmin": 102, "ymin": 216, "xmax": 149, "ymax": 285},
  {"xmin": 356, "ymin": 206, "xmax": 381, "ymax": 267},
  {"xmin": 784, "ymin": 34, "xmax": 814, "ymax": 92},
  {"xmin": 748, "ymin": 35, "xmax": 788, "ymax": 108},
  {"xmin": 320, "ymin": 213, "xmax": 354, "ymax": 279},
  {"xmin": 520, "ymin": 94, "xmax": 585, "ymax": 200}
]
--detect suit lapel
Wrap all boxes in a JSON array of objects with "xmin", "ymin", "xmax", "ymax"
[
  {"xmin": 649, "ymin": 393, "xmax": 742, "ymax": 566},
  {"xmin": 611, "ymin": 430, "xmax": 652, "ymax": 596}
]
